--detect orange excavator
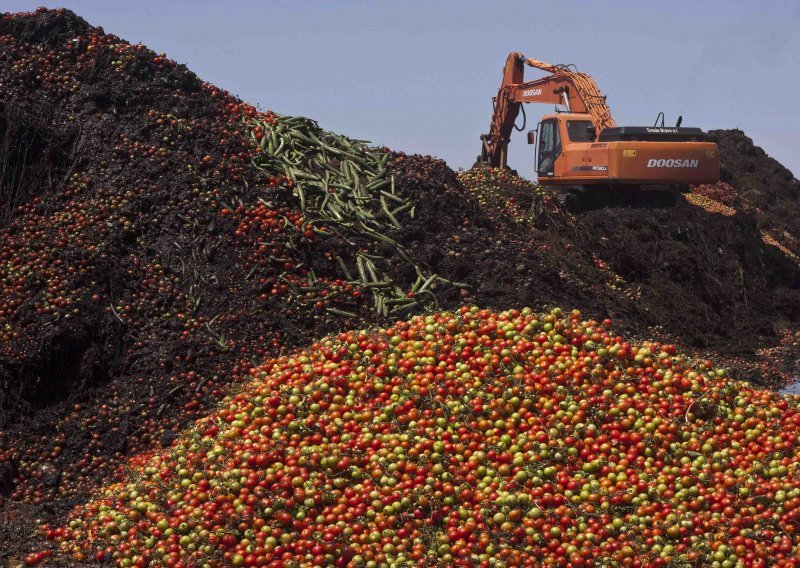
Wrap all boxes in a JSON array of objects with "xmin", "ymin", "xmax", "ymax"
[{"xmin": 478, "ymin": 53, "xmax": 720, "ymax": 207}]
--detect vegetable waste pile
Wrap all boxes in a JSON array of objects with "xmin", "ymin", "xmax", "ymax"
[
  {"xmin": 36, "ymin": 308, "xmax": 800, "ymax": 567},
  {"xmin": 1, "ymin": 7, "xmax": 800, "ymax": 564}
]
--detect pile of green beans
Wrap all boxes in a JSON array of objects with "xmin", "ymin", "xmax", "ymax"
[{"xmin": 249, "ymin": 114, "xmax": 459, "ymax": 318}]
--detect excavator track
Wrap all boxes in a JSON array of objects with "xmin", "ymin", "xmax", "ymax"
[{"xmin": 552, "ymin": 185, "xmax": 684, "ymax": 213}]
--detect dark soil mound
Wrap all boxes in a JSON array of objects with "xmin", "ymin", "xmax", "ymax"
[
  {"xmin": 712, "ymin": 129, "xmax": 798, "ymax": 219},
  {"xmin": 710, "ymin": 129, "xmax": 800, "ymax": 256},
  {"xmin": 1, "ymin": 7, "xmax": 800, "ymax": 562},
  {"xmin": 0, "ymin": 10, "xmax": 356, "ymax": 549},
  {"xmin": 420, "ymin": 166, "xmax": 800, "ymax": 352}
]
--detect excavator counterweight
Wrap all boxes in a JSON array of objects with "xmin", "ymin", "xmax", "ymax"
[{"xmin": 478, "ymin": 53, "xmax": 719, "ymax": 206}]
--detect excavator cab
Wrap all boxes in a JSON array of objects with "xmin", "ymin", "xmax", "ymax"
[
  {"xmin": 536, "ymin": 114, "xmax": 594, "ymax": 179},
  {"xmin": 537, "ymin": 113, "xmax": 606, "ymax": 182}
]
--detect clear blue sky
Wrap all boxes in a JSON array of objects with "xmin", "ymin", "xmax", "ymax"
[{"xmin": 5, "ymin": 1, "xmax": 799, "ymax": 178}]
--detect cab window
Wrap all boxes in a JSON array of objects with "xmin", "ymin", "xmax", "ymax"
[
  {"xmin": 537, "ymin": 119, "xmax": 560, "ymax": 176},
  {"xmin": 567, "ymin": 120, "xmax": 595, "ymax": 142}
]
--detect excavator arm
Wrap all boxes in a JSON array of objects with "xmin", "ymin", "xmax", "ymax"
[{"xmin": 479, "ymin": 52, "xmax": 616, "ymax": 168}]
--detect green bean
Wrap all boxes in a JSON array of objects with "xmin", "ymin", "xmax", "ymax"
[
  {"xmin": 335, "ymin": 256, "xmax": 354, "ymax": 281},
  {"xmin": 325, "ymin": 307, "xmax": 358, "ymax": 318},
  {"xmin": 380, "ymin": 190, "xmax": 404, "ymax": 204},
  {"xmin": 381, "ymin": 195, "xmax": 402, "ymax": 229}
]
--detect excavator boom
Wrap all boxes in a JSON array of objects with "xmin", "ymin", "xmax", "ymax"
[{"xmin": 480, "ymin": 53, "xmax": 614, "ymax": 168}]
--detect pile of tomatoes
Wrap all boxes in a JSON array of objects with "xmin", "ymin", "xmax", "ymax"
[{"xmin": 42, "ymin": 307, "xmax": 800, "ymax": 567}]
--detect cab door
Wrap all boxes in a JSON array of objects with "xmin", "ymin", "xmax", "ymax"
[{"xmin": 537, "ymin": 119, "xmax": 560, "ymax": 178}]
